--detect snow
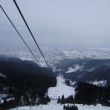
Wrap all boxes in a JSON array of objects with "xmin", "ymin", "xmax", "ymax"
[
  {"xmin": 1, "ymin": 48, "xmax": 110, "ymax": 110},
  {"xmin": 9, "ymin": 75, "xmax": 110, "ymax": 110},
  {"xmin": 0, "ymin": 94, "xmax": 8, "ymax": 104},
  {"xmin": 0, "ymin": 72, "xmax": 6, "ymax": 78},
  {"xmin": 66, "ymin": 64, "xmax": 82, "ymax": 73},
  {"xmin": 1, "ymin": 47, "xmax": 110, "ymax": 72},
  {"xmin": 62, "ymin": 48, "xmax": 110, "ymax": 59},
  {"xmin": 1, "ymin": 48, "xmax": 110, "ymax": 69},
  {"xmin": 10, "ymin": 100, "xmax": 110, "ymax": 110},
  {"xmin": 6, "ymin": 97, "xmax": 15, "ymax": 102},
  {"xmin": 0, "ymin": 95, "xmax": 15, "ymax": 104},
  {"xmin": 0, "ymin": 94, "xmax": 8, "ymax": 101},
  {"xmin": 89, "ymin": 80, "xmax": 107, "ymax": 87},
  {"xmin": 0, "ymin": 47, "xmax": 65, "ymax": 67},
  {"xmin": 48, "ymin": 75, "xmax": 75, "ymax": 99},
  {"xmin": 38, "ymin": 58, "xmax": 47, "ymax": 67}
]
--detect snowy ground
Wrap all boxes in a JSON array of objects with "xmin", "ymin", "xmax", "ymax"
[
  {"xmin": 10, "ymin": 76, "xmax": 110, "ymax": 110},
  {"xmin": 66, "ymin": 64, "xmax": 83, "ymax": 73},
  {"xmin": 48, "ymin": 75, "xmax": 75, "ymax": 99},
  {"xmin": 88, "ymin": 80, "xmax": 107, "ymax": 87},
  {"xmin": 11, "ymin": 100, "xmax": 110, "ymax": 110}
]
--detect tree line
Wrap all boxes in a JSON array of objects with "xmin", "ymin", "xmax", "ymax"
[
  {"xmin": 75, "ymin": 82, "xmax": 110, "ymax": 106},
  {"xmin": 57, "ymin": 82, "xmax": 110, "ymax": 109}
]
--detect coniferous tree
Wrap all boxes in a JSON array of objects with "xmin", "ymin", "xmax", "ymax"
[
  {"xmin": 61, "ymin": 95, "xmax": 65, "ymax": 104},
  {"xmin": 57, "ymin": 96, "xmax": 61, "ymax": 103}
]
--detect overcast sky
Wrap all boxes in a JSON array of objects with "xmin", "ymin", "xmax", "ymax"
[{"xmin": 0, "ymin": 0, "xmax": 110, "ymax": 50}]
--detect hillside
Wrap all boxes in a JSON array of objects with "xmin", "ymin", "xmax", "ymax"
[
  {"xmin": 0, "ymin": 55, "xmax": 57, "ymax": 109},
  {"xmin": 55, "ymin": 59, "xmax": 110, "ymax": 86}
]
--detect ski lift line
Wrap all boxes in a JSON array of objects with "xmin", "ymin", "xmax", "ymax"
[
  {"xmin": 13, "ymin": 0, "xmax": 50, "ymax": 68},
  {"xmin": 0, "ymin": 5, "xmax": 39, "ymax": 63}
]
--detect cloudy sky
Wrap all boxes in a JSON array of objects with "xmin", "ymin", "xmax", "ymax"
[{"xmin": 0, "ymin": 0, "xmax": 110, "ymax": 50}]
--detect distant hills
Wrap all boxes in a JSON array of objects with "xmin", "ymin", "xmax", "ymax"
[{"xmin": 55, "ymin": 59, "xmax": 110, "ymax": 86}]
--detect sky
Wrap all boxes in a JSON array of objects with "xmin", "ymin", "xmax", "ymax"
[{"xmin": 0, "ymin": 0, "xmax": 110, "ymax": 50}]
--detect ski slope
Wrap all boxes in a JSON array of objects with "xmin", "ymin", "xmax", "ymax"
[
  {"xmin": 48, "ymin": 75, "xmax": 75, "ymax": 99},
  {"xmin": 10, "ymin": 76, "xmax": 110, "ymax": 110}
]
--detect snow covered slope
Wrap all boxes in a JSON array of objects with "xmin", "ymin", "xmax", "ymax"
[
  {"xmin": 48, "ymin": 76, "xmax": 75, "ymax": 99},
  {"xmin": 11, "ymin": 100, "xmax": 110, "ymax": 110},
  {"xmin": 66, "ymin": 64, "xmax": 82, "ymax": 73}
]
